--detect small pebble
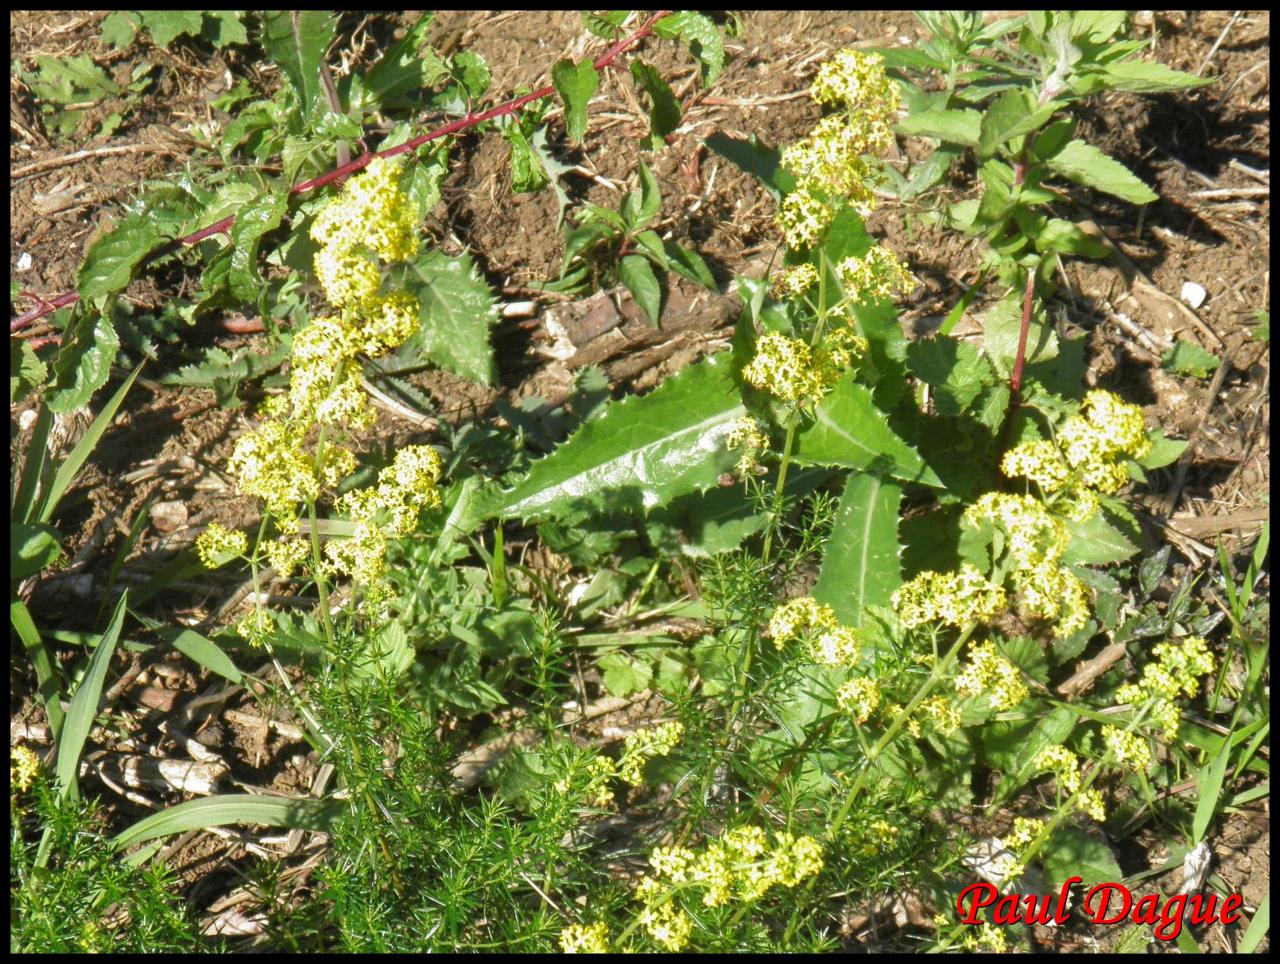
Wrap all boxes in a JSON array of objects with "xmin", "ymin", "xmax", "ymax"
[{"xmin": 1180, "ymin": 281, "xmax": 1207, "ymax": 308}]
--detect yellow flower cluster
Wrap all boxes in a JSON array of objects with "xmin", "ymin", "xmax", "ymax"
[
  {"xmin": 767, "ymin": 595, "xmax": 861, "ymax": 666},
  {"xmin": 1032, "ymin": 744, "xmax": 1106, "ymax": 821},
  {"xmin": 920, "ymin": 693, "xmax": 962, "ymax": 734},
  {"xmin": 724, "ymin": 416, "xmax": 771, "ymax": 476},
  {"xmin": 891, "ymin": 564, "xmax": 1007, "ymax": 630},
  {"xmin": 742, "ymin": 327, "xmax": 867, "ymax": 406},
  {"xmin": 641, "ymin": 824, "xmax": 824, "ymax": 917},
  {"xmin": 10, "ymin": 745, "xmax": 40, "ymax": 793},
  {"xmin": 617, "ymin": 721, "xmax": 685, "ymax": 786},
  {"xmin": 836, "ymin": 246, "xmax": 915, "ymax": 304},
  {"xmin": 1116, "ymin": 636, "xmax": 1215, "ymax": 741},
  {"xmin": 1006, "ymin": 815, "xmax": 1046, "ymax": 850},
  {"xmin": 1102, "ymin": 725, "xmax": 1152, "ymax": 772},
  {"xmin": 323, "ymin": 445, "xmax": 443, "ymax": 607},
  {"xmin": 559, "ymin": 922, "xmax": 610, "ymax": 954},
  {"xmin": 965, "ymin": 493, "xmax": 1091, "ymax": 637},
  {"xmin": 310, "ymin": 157, "xmax": 420, "ymax": 308},
  {"xmin": 770, "ymin": 262, "xmax": 820, "ymax": 299},
  {"xmin": 837, "ymin": 676, "xmax": 880, "ymax": 723},
  {"xmin": 1002, "ymin": 390, "xmax": 1152, "ymax": 520},
  {"xmin": 195, "ymin": 522, "xmax": 248, "ymax": 569},
  {"xmin": 953, "ymin": 640, "xmax": 1029, "ymax": 712},
  {"xmin": 775, "ymin": 49, "xmax": 899, "ymax": 249}
]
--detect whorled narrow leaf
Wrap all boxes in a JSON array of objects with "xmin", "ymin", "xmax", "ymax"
[
  {"xmin": 813, "ymin": 472, "xmax": 904, "ymax": 627},
  {"xmin": 484, "ymin": 352, "xmax": 745, "ymax": 521}
]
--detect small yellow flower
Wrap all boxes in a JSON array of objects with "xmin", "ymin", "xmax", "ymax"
[
  {"xmin": 10, "ymin": 745, "xmax": 40, "ymax": 793},
  {"xmin": 1007, "ymin": 816, "xmax": 1045, "ymax": 850},
  {"xmin": 771, "ymin": 262, "xmax": 819, "ymax": 299},
  {"xmin": 1102, "ymin": 725, "xmax": 1151, "ymax": 772},
  {"xmin": 559, "ymin": 922, "xmax": 610, "ymax": 954},
  {"xmin": 776, "ymin": 186, "xmax": 834, "ymax": 250},
  {"xmin": 836, "ymin": 246, "xmax": 915, "ymax": 303},
  {"xmin": 767, "ymin": 596, "xmax": 838, "ymax": 646},
  {"xmin": 617, "ymin": 721, "xmax": 684, "ymax": 785},
  {"xmin": 837, "ymin": 676, "xmax": 880, "ymax": 723},
  {"xmin": 892, "ymin": 564, "xmax": 1007, "ymax": 630},
  {"xmin": 195, "ymin": 521, "xmax": 248, "ymax": 569},
  {"xmin": 953, "ymin": 640, "xmax": 1029, "ymax": 712}
]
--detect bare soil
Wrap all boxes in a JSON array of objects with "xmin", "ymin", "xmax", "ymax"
[{"xmin": 10, "ymin": 10, "xmax": 1269, "ymax": 952}]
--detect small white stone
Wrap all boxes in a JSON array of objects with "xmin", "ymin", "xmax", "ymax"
[
  {"xmin": 16, "ymin": 252, "xmax": 33, "ymax": 271},
  {"xmin": 1180, "ymin": 281, "xmax": 1207, "ymax": 308}
]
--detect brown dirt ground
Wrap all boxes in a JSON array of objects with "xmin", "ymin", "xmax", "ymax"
[{"xmin": 10, "ymin": 10, "xmax": 1269, "ymax": 952}]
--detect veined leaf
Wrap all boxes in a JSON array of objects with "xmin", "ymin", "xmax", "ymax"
[
  {"xmin": 813, "ymin": 473, "xmax": 904, "ymax": 627},
  {"xmin": 630, "ymin": 60, "xmax": 681, "ymax": 150},
  {"xmin": 77, "ymin": 216, "xmax": 163, "ymax": 307},
  {"xmin": 401, "ymin": 250, "xmax": 498, "ymax": 384},
  {"xmin": 620, "ymin": 254, "xmax": 661, "ymax": 326},
  {"xmin": 1047, "ymin": 139, "xmax": 1158, "ymax": 204},
  {"xmin": 257, "ymin": 11, "xmax": 338, "ymax": 119},
  {"xmin": 1100, "ymin": 59, "xmax": 1215, "ymax": 93},
  {"xmin": 704, "ymin": 132, "xmax": 795, "ymax": 200},
  {"xmin": 551, "ymin": 57, "xmax": 599, "ymax": 146},
  {"xmin": 898, "ymin": 108, "xmax": 983, "ymax": 147},
  {"xmin": 228, "ymin": 191, "xmax": 287, "ymax": 305},
  {"xmin": 485, "ymin": 352, "xmax": 745, "ymax": 521},
  {"xmin": 792, "ymin": 378, "xmax": 942, "ymax": 488}
]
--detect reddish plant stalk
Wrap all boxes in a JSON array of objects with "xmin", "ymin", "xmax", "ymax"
[
  {"xmin": 1009, "ymin": 267, "xmax": 1036, "ymax": 396},
  {"xmin": 11, "ymin": 11, "xmax": 672, "ymax": 333}
]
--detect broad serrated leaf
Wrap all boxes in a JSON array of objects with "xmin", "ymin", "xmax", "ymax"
[
  {"xmin": 551, "ymin": 57, "xmax": 598, "ymax": 145},
  {"xmin": 979, "ymin": 89, "xmax": 1035, "ymax": 158},
  {"xmin": 620, "ymin": 254, "xmax": 662, "ymax": 326},
  {"xmin": 599, "ymin": 652, "xmax": 652, "ymax": 697},
  {"xmin": 204, "ymin": 11, "xmax": 248, "ymax": 47},
  {"xmin": 358, "ymin": 13, "xmax": 434, "ymax": 103},
  {"xmin": 258, "ymin": 11, "xmax": 338, "ymax": 119},
  {"xmin": 630, "ymin": 59, "xmax": 681, "ymax": 150},
  {"xmin": 1135, "ymin": 430, "xmax": 1187, "ymax": 470},
  {"xmin": 485, "ymin": 352, "xmax": 745, "ymax": 521},
  {"xmin": 136, "ymin": 10, "xmax": 204, "ymax": 47},
  {"xmin": 1061, "ymin": 505, "xmax": 1141, "ymax": 565},
  {"xmin": 986, "ymin": 705, "xmax": 1078, "ymax": 803},
  {"xmin": 983, "ymin": 293, "xmax": 1058, "ymax": 377},
  {"xmin": 1161, "ymin": 338, "xmax": 1219, "ymax": 379},
  {"xmin": 505, "ymin": 123, "xmax": 548, "ymax": 193},
  {"xmin": 705, "ymin": 131, "xmax": 795, "ymax": 200},
  {"xmin": 898, "ymin": 108, "xmax": 983, "ymax": 147},
  {"xmin": 1041, "ymin": 826, "xmax": 1124, "ymax": 890},
  {"xmin": 1047, "ymin": 139, "xmax": 1158, "ymax": 204},
  {"xmin": 401, "ymin": 251, "xmax": 497, "ymax": 384},
  {"xmin": 1036, "ymin": 218, "xmax": 1110, "ymax": 258},
  {"xmin": 1100, "ymin": 58, "xmax": 1215, "ymax": 93},
  {"xmin": 228, "ymin": 191, "xmax": 287, "ymax": 304},
  {"xmin": 655, "ymin": 12, "xmax": 724, "ymax": 84},
  {"xmin": 77, "ymin": 216, "xmax": 163, "ymax": 306},
  {"xmin": 48, "ymin": 314, "xmax": 119, "ymax": 415},
  {"xmin": 792, "ymin": 378, "xmax": 943, "ymax": 487},
  {"xmin": 906, "ymin": 336, "xmax": 995, "ymax": 415},
  {"xmin": 813, "ymin": 473, "xmax": 903, "ymax": 626},
  {"xmin": 11, "ymin": 339, "xmax": 48, "ymax": 405},
  {"xmin": 99, "ymin": 11, "xmax": 138, "ymax": 49}
]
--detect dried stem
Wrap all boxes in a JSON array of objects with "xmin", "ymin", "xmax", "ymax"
[{"xmin": 10, "ymin": 11, "xmax": 672, "ymax": 333}]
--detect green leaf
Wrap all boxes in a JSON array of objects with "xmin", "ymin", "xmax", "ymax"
[
  {"xmin": 551, "ymin": 57, "xmax": 599, "ymax": 146},
  {"xmin": 161, "ymin": 628, "xmax": 243, "ymax": 685},
  {"xmin": 813, "ymin": 473, "xmax": 903, "ymax": 626},
  {"xmin": 599, "ymin": 652, "xmax": 653, "ymax": 697},
  {"xmin": 77, "ymin": 216, "xmax": 163, "ymax": 307},
  {"xmin": 112, "ymin": 794, "xmax": 345, "ymax": 853},
  {"xmin": 1161, "ymin": 339, "xmax": 1220, "ymax": 379},
  {"xmin": 229, "ymin": 191, "xmax": 287, "ymax": 305},
  {"xmin": 360, "ymin": 14, "xmax": 435, "ymax": 105},
  {"xmin": 204, "ymin": 11, "xmax": 248, "ymax": 47},
  {"xmin": 28, "ymin": 54, "xmax": 122, "ymax": 104},
  {"xmin": 135, "ymin": 10, "xmax": 204, "ymax": 47},
  {"xmin": 485, "ymin": 352, "xmax": 745, "ymax": 521},
  {"xmin": 11, "ymin": 339, "xmax": 48, "ymax": 405},
  {"xmin": 704, "ymin": 131, "xmax": 795, "ymax": 200},
  {"xmin": 99, "ymin": 11, "xmax": 138, "ymax": 49},
  {"xmin": 986, "ymin": 705, "xmax": 1077, "ymax": 803},
  {"xmin": 41, "ymin": 361, "xmax": 144, "ymax": 523},
  {"xmin": 450, "ymin": 50, "xmax": 491, "ymax": 102},
  {"xmin": 898, "ymin": 108, "xmax": 983, "ymax": 147},
  {"xmin": 1238, "ymin": 888, "xmax": 1269, "ymax": 955},
  {"xmin": 401, "ymin": 250, "xmax": 498, "ymax": 384},
  {"xmin": 1135, "ymin": 430, "xmax": 1187, "ymax": 470},
  {"xmin": 982, "ymin": 293, "xmax": 1058, "ymax": 378},
  {"xmin": 791, "ymin": 377, "xmax": 943, "ymax": 487},
  {"xmin": 663, "ymin": 240, "xmax": 716, "ymax": 289},
  {"xmin": 257, "ymin": 11, "xmax": 338, "ymax": 119},
  {"xmin": 11, "ymin": 523, "xmax": 63, "ymax": 581},
  {"xmin": 620, "ymin": 254, "xmax": 662, "ymax": 326},
  {"xmin": 1036, "ymin": 218, "xmax": 1110, "ymax": 258},
  {"xmin": 1100, "ymin": 59, "xmax": 1216, "ymax": 93},
  {"xmin": 979, "ymin": 89, "xmax": 1034, "ymax": 157},
  {"xmin": 58, "ymin": 592, "xmax": 128, "ymax": 800},
  {"xmin": 1061, "ymin": 505, "xmax": 1141, "ymax": 566},
  {"xmin": 1041, "ymin": 826, "xmax": 1123, "ymax": 891},
  {"xmin": 505, "ymin": 123, "xmax": 548, "ymax": 193},
  {"xmin": 655, "ymin": 12, "xmax": 724, "ymax": 84},
  {"xmin": 11, "ymin": 599, "xmax": 66, "ymax": 739},
  {"xmin": 47, "ymin": 313, "xmax": 120, "ymax": 416},
  {"xmin": 630, "ymin": 60, "xmax": 681, "ymax": 150},
  {"xmin": 906, "ymin": 336, "xmax": 996, "ymax": 415},
  {"xmin": 1047, "ymin": 139, "xmax": 1159, "ymax": 204}
]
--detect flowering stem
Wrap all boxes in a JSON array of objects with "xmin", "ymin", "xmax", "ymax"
[{"xmin": 10, "ymin": 11, "xmax": 672, "ymax": 332}]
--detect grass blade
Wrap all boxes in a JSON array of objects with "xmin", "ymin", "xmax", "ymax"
[
  {"xmin": 113, "ymin": 794, "xmax": 345, "ymax": 854},
  {"xmin": 10, "ymin": 598, "xmax": 66, "ymax": 739}
]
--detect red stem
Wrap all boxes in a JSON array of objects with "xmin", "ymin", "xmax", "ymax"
[
  {"xmin": 10, "ymin": 11, "xmax": 672, "ymax": 333},
  {"xmin": 1009, "ymin": 268, "xmax": 1036, "ymax": 396}
]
